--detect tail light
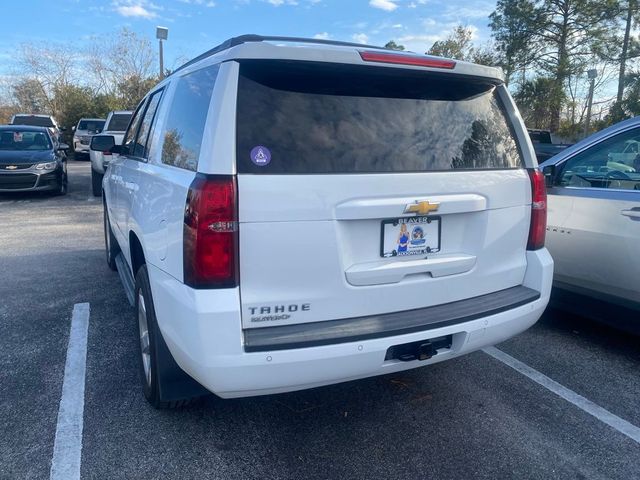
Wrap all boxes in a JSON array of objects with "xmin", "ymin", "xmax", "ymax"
[
  {"xmin": 527, "ymin": 169, "xmax": 547, "ymax": 250},
  {"xmin": 183, "ymin": 174, "xmax": 238, "ymax": 288},
  {"xmin": 359, "ymin": 51, "xmax": 456, "ymax": 69}
]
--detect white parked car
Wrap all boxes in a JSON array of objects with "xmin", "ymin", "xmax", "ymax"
[
  {"xmin": 92, "ymin": 35, "xmax": 553, "ymax": 408},
  {"xmin": 72, "ymin": 118, "xmax": 105, "ymax": 159},
  {"xmin": 541, "ymin": 116, "xmax": 640, "ymax": 330},
  {"xmin": 89, "ymin": 110, "xmax": 132, "ymax": 196}
]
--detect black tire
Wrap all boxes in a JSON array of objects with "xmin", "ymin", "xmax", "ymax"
[
  {"xmin": 92, "ymin": 168, "xmax": 103, "ymax": 197},
  {"xmin": 103, "ymin": 202, "xmax": 119, "ymax": 271},
  {"xmin": 52, "ymin": 168, "xmax": 67, "ymax": 196},
  {"xmin": 135, "ymin": 265, "xmax": 200, "ymax": 409}
]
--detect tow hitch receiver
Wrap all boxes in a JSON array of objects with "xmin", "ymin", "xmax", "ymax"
[{"xmin": 385, "ymin": 335, "xmax": 452, "ymax": 362}]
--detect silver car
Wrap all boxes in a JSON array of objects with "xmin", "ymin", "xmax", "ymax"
[
  {"xmin": 72, "ymin": 118, "xmax": 105, "ymax": 159},
  {"xmin": 540, "ymin": 117, "xmax": 640, "ymax": 329}
]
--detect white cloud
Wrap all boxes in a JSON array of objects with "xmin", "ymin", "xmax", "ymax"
[
  {"xmin": 442, "ymin": 1, "xmax": 494, "ymax": 19},
  {"xmin": 392, "ymin": 23, "xmax": 403, "ymax": 28},
  {"xmin": 115, "ymin": 4, "xmax": 157, "ymax": 18},
  {"xmin": 369, "ymin": 0, "xmax": 398, "ymax": 12},
  {"xmin": 179, "ymin": 0, "xmax": 217, "ymax": 5},
  {"xmin": 266, "ymin": 0, "xmax": 298, "ymax": 5},
  {"xmin": 113, "ymin": 1, "xmax": 162, "ymax": 18},
  {"xmin": 352, "ymin": 33, "xmax": 369, "ymax": 44},
  {"xmin": 313, "ymin": 32, "xmax": 331, "ymax": 40}
]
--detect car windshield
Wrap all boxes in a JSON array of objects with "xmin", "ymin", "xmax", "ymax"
[
  {"xmin": 78, "ymin": 120, "xmax": 105, "ymax": 132},
  {"xmin": 106, "ymin": 114, "xmax": 131, "ymax": 132},
  {"xmin": 0, "ymin": 130, "xmax": 52, "ymax": 151},
  {"xmin": 12, "ymin": 115, "xmax": 55, "ymax": 128}
]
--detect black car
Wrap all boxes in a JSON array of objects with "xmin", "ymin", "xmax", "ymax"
[{"xmin": 0, "ymin": 126, "xmax": 68, "ymax": 195}]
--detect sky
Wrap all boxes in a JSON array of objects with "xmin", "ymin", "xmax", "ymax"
[{"xmin": 0, "ymin": 0, "xmax": 497, "ymax": 75}]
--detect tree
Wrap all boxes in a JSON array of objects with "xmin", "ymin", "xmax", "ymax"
[
  {"xmin": 87, "ymin": 27, "xmax": 158, "ymax": 107},
  {"xmin": 11, "ymin": 78, "xmax": 48, "ymax": 114},
  {"xmin": 490, "ymin": 0, "xmax": 543, "ymax": 84},
  {"xmin": 513, "ymin": 77, "xmax": 566, "ymax": 129},
  {"xmin": 533, "ymin": 0, "xmax": 618, "ymax": 130},
  {"xmin": 14, "ymin": 43, "xmax": 78, "ymax": 118},
  {"xmin": 426, "ymin": 26, "xmax": 500, "ymax": 67},
  {"xmin": 427, "ymin": 25, "xmax": 475, "ymax": 60},
  {"xmin": 384, "ymin": 40, "xmax": 405, "ymax": 51},
  {"xmin": 616, "ymin": 71, "xmax": 640, "ymax": 116},
  {"xmin": 489, "ymin": 0, "xmax": 619, "ymax": 131}
]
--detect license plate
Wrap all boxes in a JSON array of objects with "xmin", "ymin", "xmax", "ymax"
[{"xmin": 380, "ymin": 216, "xmax": 441, "ymax": 258}]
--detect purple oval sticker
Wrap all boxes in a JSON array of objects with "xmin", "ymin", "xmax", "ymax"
[{"xmin": 250, "ymin": 146, "xmax": 271, "ymax": 166}]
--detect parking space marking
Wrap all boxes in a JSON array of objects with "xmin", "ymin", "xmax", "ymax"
[
  {"xmin": 483, "ymin": 346, "xmax": 640, "ymax": 445},
  {"xmin": 49, "ymin": 303, "xmax": 90, "ymax": 480}
]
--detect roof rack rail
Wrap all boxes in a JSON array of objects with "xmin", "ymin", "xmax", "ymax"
[{"xmin": 172, "ymin": 34, "xmax": 390, "ymax": 75}]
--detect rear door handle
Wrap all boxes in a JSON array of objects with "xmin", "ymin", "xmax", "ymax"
[{"xmin": 621, "ymin": 207, "xmax": 640, "ymax": 221}]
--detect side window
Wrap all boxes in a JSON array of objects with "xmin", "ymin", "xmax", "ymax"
[
  {"xmin": 559, "ymin": 128, "xmax": 640, "ymax": 191},
  {"xmin": 159, "ymin": 64, "xmax": 219, "ymax": 171},
  {"xmin": 132, "ymin": 89, "xmax": 164, "ymax": 158},
  {"xmin": 122, "ymin": 101, "xmax": 147, "ymax": 156}
]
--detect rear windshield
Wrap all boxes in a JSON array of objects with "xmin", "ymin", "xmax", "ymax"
[
  {"xmin": 106, "ymin": 113, "xmax": 132, "ymax": 132},
  {"xmin": 528, "ymin": 130, "xmax": 551, "ymax": 144},
  {"xmin": 77, "ymin": 120, "xmax": 105, "ymax": 132},
  {"xmin": 12, "ymin": 115, "xmax": 54, "ymax": 128},
  {"xmin": 236, "ymin": 61, "xmax": 523, "ymax": 174},
  {"xmin": 0, "ymin": 130, "xmax": 51, "ymax": 151}
]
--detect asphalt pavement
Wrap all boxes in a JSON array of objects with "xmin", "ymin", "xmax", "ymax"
[{"xmin": 0, "ymin": 160, "xmax": 639, "ymax": 480}]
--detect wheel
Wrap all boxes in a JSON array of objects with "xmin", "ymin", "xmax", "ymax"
[
  {"xmin": 91, "ymin": 168, "xmax": 103, "ymax": 197},
  {"xmin": 135, "ymin": 265, "xmax": 201, "ymax": 409},
  {"xmin": 103, "ymin": 202, "xmax": 119, "ymax": 271},
  {"xmin": 52, "ymin": 168, "xmax": 67, "ymax": 196}
]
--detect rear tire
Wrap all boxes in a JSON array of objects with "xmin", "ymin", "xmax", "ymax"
[
  {"xmin": 91, "ymin": 168, "xmax": 103, "ymax": 197},
  {"xmin": 103, "ymin": 202, "xmax": 119, "ymax": 271},
  {"xmin": 135, "ymin": 265, "xmax": 199, "ymax": 409}
]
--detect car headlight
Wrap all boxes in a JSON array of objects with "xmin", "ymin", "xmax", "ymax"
[{"xmin": 35, "ymin": 161, "xmax": 58, "ymax": 171}]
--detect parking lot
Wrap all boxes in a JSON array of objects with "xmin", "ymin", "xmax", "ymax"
[{"xmin": 0, "ymin": 160, "xmax": 638, "ymax": 479}]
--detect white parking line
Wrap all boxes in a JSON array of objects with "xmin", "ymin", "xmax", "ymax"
[
  {"xmin": 49, "ymin": 303, "xmax": 90, "ymax": 480},
  {"xmin": 483, "ymin": 346, "xmax": 640, "ymax": 445}
]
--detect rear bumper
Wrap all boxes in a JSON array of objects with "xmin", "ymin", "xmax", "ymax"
[{"xmin": 148, "ymin": 249, "xmax": 553, "ymax": 398}]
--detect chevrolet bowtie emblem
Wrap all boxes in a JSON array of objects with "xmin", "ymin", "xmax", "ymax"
[
  {"xmin": 404, "ymin": 200, "xmax": 440, "ymax": 215},
  {"xmin": 5, "ymin": 165, "xmax": 18, "ymax": 170}
]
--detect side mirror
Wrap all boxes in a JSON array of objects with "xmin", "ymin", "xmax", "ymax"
[
  {"xmin": 542, "ymin": 164, "xmax": 556, "ymax": 188},
  {"xmin": 91, "ymin": 135, "xmax": 116, "ymax": 153},
  {"xmin": 57, "ymin": 143, "xmax": 70, "ymax": 151}
]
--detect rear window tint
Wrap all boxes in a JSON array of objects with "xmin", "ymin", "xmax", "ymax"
[
  {"xmin": 106, "ymin": 114, "xmax": 132, "ymax": 132},
  {"xmin": 12, "ymin": 116, "xmax": 54, "ymax": 128},
  {"xmin": 78, "ymin": 120, "xmax": 105, "ymax": 132},
  {"xmin": 236, "ymin": 61, "xmax": 523, "ymax": 174}
]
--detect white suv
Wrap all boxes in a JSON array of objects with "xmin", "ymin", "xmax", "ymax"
[
  {"xmin": 93, "ymin": 35, "xmax": 553, "ymax": 408},
  {"xmin": 89, "ymin": 110, "xmax": 133, "ymax": 196}
]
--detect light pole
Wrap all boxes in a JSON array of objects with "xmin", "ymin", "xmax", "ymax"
[
  {"xmin": 583, "ymin": 68, "xmax": 597, "ymax": 138},
  {"xmin": 156, "ymin": 26, "xmax": 169, "ymax": 80}
]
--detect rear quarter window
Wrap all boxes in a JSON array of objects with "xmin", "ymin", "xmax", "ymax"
[
  {"xmin": 236, "ymin": 61, "xmax": 523, "ymax": 174},
  {"xmin": 158, "ymin": 64, "xmax": 219, "ymax": 171}
]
